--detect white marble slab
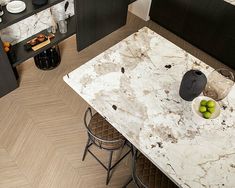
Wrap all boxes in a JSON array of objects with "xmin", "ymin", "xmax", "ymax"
[
  {"xmin": 64, "ymin": 27, "xmax": 235, "ymax": 188},
  {"xmin": 224, "ymin": 0, "xmax": 235, "ymax": 5},
  {"xmin": 0, "ymin": 0, "xmax": 74, "ymax": 44}
]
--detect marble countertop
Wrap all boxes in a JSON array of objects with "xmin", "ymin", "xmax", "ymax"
[
  {"xmin": 225, "ymin": 0, "xmax": 235, "ymax": 5},
  {"xmin": 64, "ymin": 27, "xmax": 235, "ymax": 188}
]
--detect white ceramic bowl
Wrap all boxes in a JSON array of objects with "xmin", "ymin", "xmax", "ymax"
[{"xmin": 192, "ymin": 96, "xmax": 220, "ymax": 120}]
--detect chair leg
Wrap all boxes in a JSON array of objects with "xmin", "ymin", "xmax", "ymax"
[
  {"xmin": 122, "ymin": 176, "xmax": 133, "ymax": 188},
  {"xmin": 82, "ymin": 138, "xmax": 90, "ymax": 161},
  {"xmin": 106, "ymin": 151, "xmax": 113, "ymax": 185}
]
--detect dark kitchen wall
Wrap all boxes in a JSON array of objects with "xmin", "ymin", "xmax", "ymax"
[{"xmin": 150, "ymin": 0, "xmax": 235, "ymax": 70}]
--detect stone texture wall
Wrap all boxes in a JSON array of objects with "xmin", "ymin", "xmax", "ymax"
[{"xmin": 0, "ymin": 0, "xmax": 74, "ymax": 44}]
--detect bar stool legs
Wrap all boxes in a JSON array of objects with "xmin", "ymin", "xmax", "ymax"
[
  {"xmin": 82, "ymin": 137, "xmax": 132, "ymax": 185},
  {"xmin": 82, "ymin": 137, "xmax": 91, "ymax": 161},
  {"xmin": 106, "ymin": 151, "xmax": 113, "ymax": 185},
  {"xmin": 122, "ymin": 176, "xmax": 133, "ymax": 188},
  {"xmin": 122, "ymin": 146, "xmax": 135, "ymax": 188},
  {"xmin": 82, "ymin": 108, "xmax": 132, "ymax": 185}
]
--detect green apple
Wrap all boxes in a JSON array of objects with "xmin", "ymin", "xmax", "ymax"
[
  {"xmin": 200, "ymin": 100, "xmax": 207, "ymax": 106},
  {"xmin": 207, "ymin": 100, "xmax": 216, "ymax": 108},
  {"xmin": 199, "ymin": 106, "xmax": 207, "ymax": 113},
  {"xmin": 203, "ymin": 111, "xmax": 212, "ymax": 119},
  {"xmin": 208, "ymin": 107, "xmax": 215, "ymax": 113}
]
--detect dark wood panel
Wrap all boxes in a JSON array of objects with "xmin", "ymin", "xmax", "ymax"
[
  {"xmin": 129, "ymin": 0, "xmax": 137, "ymax": 4},
  {"xmin": 150, "ymin": 0, "xmax": 190, "ymax": 36},
  {"xmin": 75, "ymin": 0, "xmax": 128, "ymax": 51},
  {"xmin": 0, "ymin": 40, "xmax": 18, "ymax": 97},
  {"xmin": 0, "ymin": 0, "xmax": 64, "ymax": 30},
  {"xmin": 212, "ymin": 4, "xmax": 235, "ymax": 68},
  {"xmin": 150, "ymin": 0, "xmax": 235, "ymax": 70}
]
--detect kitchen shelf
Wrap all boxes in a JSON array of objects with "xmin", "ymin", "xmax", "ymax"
[
  {"xmin": 11, "ymin": 15, "xmax": 76, "ymax": 67},
  {"xmin": 0, "ymin": 0, "xmax": 64, "ymax": 30}
]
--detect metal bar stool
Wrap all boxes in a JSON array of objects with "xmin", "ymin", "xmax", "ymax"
[
  {"xmin": 123, "ymin": 147, "xmax": 178, "ymax": 188},
  {"xmin": 82, "ymin": 107, "xmax": 132, "ymax": 185}
]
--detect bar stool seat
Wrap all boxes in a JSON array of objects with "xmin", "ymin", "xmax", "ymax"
[
  {"xmin": 135, "ymin": 154, "xmax": 178, "ymax": 188},
  {"xmin": 88, "ymin": 113, "xmax": 125, "ymax": 150}
]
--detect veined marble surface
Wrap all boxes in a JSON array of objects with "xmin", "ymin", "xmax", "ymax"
[
  {"xmin": 64, "ymin": 27, "xmax": 235, "ymax": 188},
  {"xmin": 0, "ymin": 0, "xmax": 74, "ymax": 44},
  {"xmin": 225, "ymin": 0, "xmax": 235, "ymax": 5}
]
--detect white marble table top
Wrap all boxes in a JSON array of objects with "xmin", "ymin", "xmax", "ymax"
[
  {"xmin": 64, "ymin": 27, "xmax": 235, "ymax": 188},
  {"xmin": 225, "ymin": 0, "xmax": 235, "ymax": 6}
]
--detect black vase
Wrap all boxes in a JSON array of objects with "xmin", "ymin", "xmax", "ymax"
[
  {"xmin": 32, "ymin": 0, "xmax": 48, "ymax": 6},
  {"xmin": 179, "ymin": 70, "xmax": 207, "ymax": 101}
]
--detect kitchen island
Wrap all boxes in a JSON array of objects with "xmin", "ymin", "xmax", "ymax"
[{"xmin": 64, "ymin": 27, "xmax": 235, "ymax": 188}]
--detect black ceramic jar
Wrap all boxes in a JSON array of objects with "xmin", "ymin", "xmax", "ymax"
[{"xmin": 179, "ymin": 69, "xmax": 207, "ymax": 101}]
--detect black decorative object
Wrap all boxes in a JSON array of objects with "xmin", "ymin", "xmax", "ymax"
[
  {"xmin": 65, "ymin": 1, "xmax": 69, "ymax": 12},
  {"xmin": 179, "ymin": 69, "xmax": 207, "ymax": 101},
  {"xmin": 34, "ymin": 45, "xmax": 61, "ymax": 70},
  {"xmin": 32, "ymin": 0, "xmax": 48, "ymax": 6}
]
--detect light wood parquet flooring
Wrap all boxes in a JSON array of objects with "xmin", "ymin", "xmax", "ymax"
[{"xmin": 0, "ymin": 13, "xmax": 234, "ymax": 188}]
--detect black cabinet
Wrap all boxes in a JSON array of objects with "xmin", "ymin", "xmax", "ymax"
[
  {"xmin": 150, "ymin": 0, "xmax": 189, "ymax": 35},
  {"xmin": 75, "ymin": 0, "xmax": 129, "ymax": 51},
  {"xmin": 129, "ymin": 0, "xmax": 136, "ymax": 4},
  {"xmin": 150, "ymin": 0, "xmax": 235, "ymax": 70},
  {"xmin": 0, "ymin": 40, "xmax": 18, "ymax": 97}
]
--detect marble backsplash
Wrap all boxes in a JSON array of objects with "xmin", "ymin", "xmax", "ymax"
[{"xmin": 0, "ymin": 0, "xmax": 74, "ymax": 44}]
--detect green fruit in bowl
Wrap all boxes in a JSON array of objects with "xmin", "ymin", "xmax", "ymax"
[
  {"xmin": 199, "ymin": 106, "xmax": 207, "ymax": 113},
  {"xmin": 196, "ymin": 98, "xmax": 219, "ymax": 119},
  {"xmin": 208, "ymin": 107, "xmax": 215, "ymax": 113},
  {"xmin": 203, "ymin": 111, "xmax": 212, "ymax": 119},
  {"xmin": 200, "ymin": 100, "xmax": 207, "ymax": 106},
  {"xmin": 207, "ymin": 100, "xmax": 216, "ymax": 108}
]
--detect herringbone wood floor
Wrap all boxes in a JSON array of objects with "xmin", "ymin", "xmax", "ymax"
[{"xmin": 0, "ymin": 13, "xmax": 234, "ymax": 188}]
